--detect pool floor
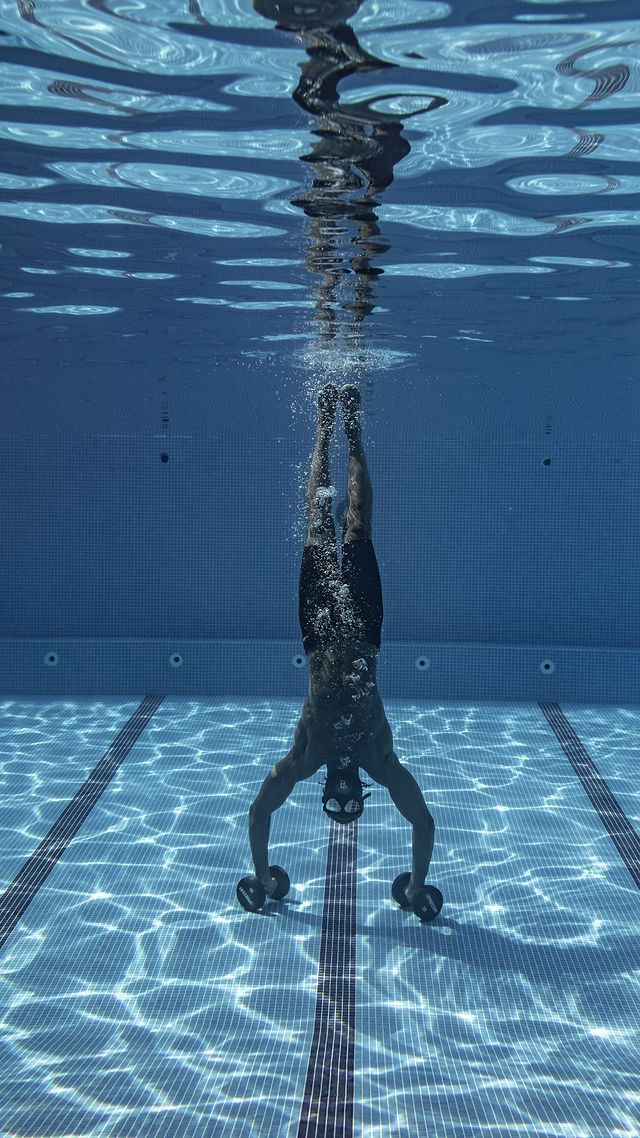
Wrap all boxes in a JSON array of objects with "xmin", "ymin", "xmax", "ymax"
[{"xmin": 0, "ymin": 696, "xmax": 638, "ymax": 1138}]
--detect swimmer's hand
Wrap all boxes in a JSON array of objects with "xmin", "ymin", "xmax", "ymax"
[
  {"xmin": 405, "ymin": 881, "xmax": 423, "ymax": 906},
  {"xmin": 260, "ymin": 875, "xmax": 278, "ymax": 898}
]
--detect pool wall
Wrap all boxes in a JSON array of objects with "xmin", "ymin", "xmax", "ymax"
[
  {"xmin": 1, "ymin": 638, "xmax": 639, "ymax": 701},
  {"xmin": 2, "ymin": 435, "xmax": 638, "ymax": 701}
]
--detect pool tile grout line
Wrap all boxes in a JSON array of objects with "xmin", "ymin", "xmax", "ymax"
[
  {"xmin": 540, "ymin": 702, "xmax": 640, "ymax": 888},
  {"xmin": 0, "ymin": 694, "xmax": 164, "ymax": 953},
  {"xmin": 297, "ymin": 819, "xmax": 357, "ymax": 1138}
]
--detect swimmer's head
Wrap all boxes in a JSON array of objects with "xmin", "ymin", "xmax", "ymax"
[
  {"xmin": 254, "ymin": 1, "xmax": 361, "ymax": 32},
  {"xmin": 321, "ymin": 762, "xmax": 371, "ymax": 824}
]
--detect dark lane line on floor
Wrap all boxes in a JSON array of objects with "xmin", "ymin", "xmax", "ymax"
[
  {"xmin": 0, "ymin": 694, "xmax": 164, "ymax": 953},
  {"xmin": 540, "ymin": 702, "xmax": 640, "ymax": 888},
  {"xmin": 297, "ymin": 819, "xmax": 357, "ymax": 1138}
]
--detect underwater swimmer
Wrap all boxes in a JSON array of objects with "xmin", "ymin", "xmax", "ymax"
[{"xmin": 248, "ymin": 384, "xmax": 435, "ymax": 907}]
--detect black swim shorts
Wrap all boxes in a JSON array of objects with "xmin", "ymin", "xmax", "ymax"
[{"xmin": 298, "ymin": 538, "xmax": 383, "ymax": 655}]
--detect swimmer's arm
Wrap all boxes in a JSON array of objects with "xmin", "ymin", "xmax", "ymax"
[
  {"xmin": 377, "ymin": 752, "xmax": 435, "ymax": 893},
  {"xmin": 248, "ymin": 748, "xmax": 303, "ymax": 887}
]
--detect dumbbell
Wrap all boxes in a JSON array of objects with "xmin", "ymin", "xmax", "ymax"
[
  {"xmin": 236, "ymin": 865, "xmax": 291, "ymax": 913},
  {"xmin": 392, "ymin": 872, "xmax": 443, "ymax": 923}
]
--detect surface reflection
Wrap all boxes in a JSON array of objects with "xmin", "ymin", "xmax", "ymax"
[{"xmin": 255, "ymin": 0, "xmax": 447, "ymax": 352}]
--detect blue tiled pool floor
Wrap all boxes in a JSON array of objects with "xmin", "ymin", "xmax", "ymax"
[{"xmin": 0, "ymin": 697, "xmax": 638, "ymax": 1138}]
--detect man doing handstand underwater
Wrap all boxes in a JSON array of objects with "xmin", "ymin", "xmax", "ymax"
[{"xmin": 248, "ymin": 383, "xmax": 436, "ymax": 912}]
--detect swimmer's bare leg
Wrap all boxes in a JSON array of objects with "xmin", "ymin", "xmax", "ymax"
[
  {"xmin": 340, "ymin": 384, "xmax": 372, "ymax": 543},
  {"xmin": 305, "ymin": 384, "xmax": 340, "ymax": 549}
]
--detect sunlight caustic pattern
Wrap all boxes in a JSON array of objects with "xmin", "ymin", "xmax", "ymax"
[{"xmin": 0, "ymin": 698, "xmax": 638, "ymax": 1137}]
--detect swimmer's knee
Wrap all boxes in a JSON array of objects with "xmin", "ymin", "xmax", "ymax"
[{"xmin": 343, "ymin": 524, "xmax": 370, "ymax": 543}]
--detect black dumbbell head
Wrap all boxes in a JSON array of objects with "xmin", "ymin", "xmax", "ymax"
[
  {"xmin": 411, "ymin": 885, "xmax": 443, "ymax": 923},
  {"xmin": 268, "ymin": 865, "xmax": 291, "ymax": 901},
  {"xmin": 391, "ymin": 872, "xmax": 412, "ymax": 909},
  {"xmin": 236, "ymin": 875, "xmax": 267, "ymax": 913}
]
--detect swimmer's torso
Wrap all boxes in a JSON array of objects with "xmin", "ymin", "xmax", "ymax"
[{"xmin": 294, "ymin": 639, "xmax": 392, "ymax": 769}]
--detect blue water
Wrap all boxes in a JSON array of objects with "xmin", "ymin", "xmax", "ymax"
[
  {"xmin": 2, "ymin": 0, "xmax": 640, "ymax": 1135},
  {"xmin": 2, "ymin": 0, "xmax": 640, "ymax": 450}
]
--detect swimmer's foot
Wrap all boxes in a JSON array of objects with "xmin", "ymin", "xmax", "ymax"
[
  {"xmin": 317, "ymin": 383, "xmax": 340, "ymax": 432},
  {"xmin": 340, "ymin": 384, "xmax": 362, "ymax": 442}
]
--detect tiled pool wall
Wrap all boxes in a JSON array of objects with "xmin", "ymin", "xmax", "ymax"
[
  {"xmin": 1, "ymin": 639, "xmax": 639, "ymax": 702},
  {"xmin": 3, "ymin": 437, "xmax": 639, "ymax": 702}
]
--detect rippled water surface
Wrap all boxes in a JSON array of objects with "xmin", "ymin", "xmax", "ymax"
[{"xmin": 2, "ymin": 0, "xmax": 640, "ymax": 441}]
